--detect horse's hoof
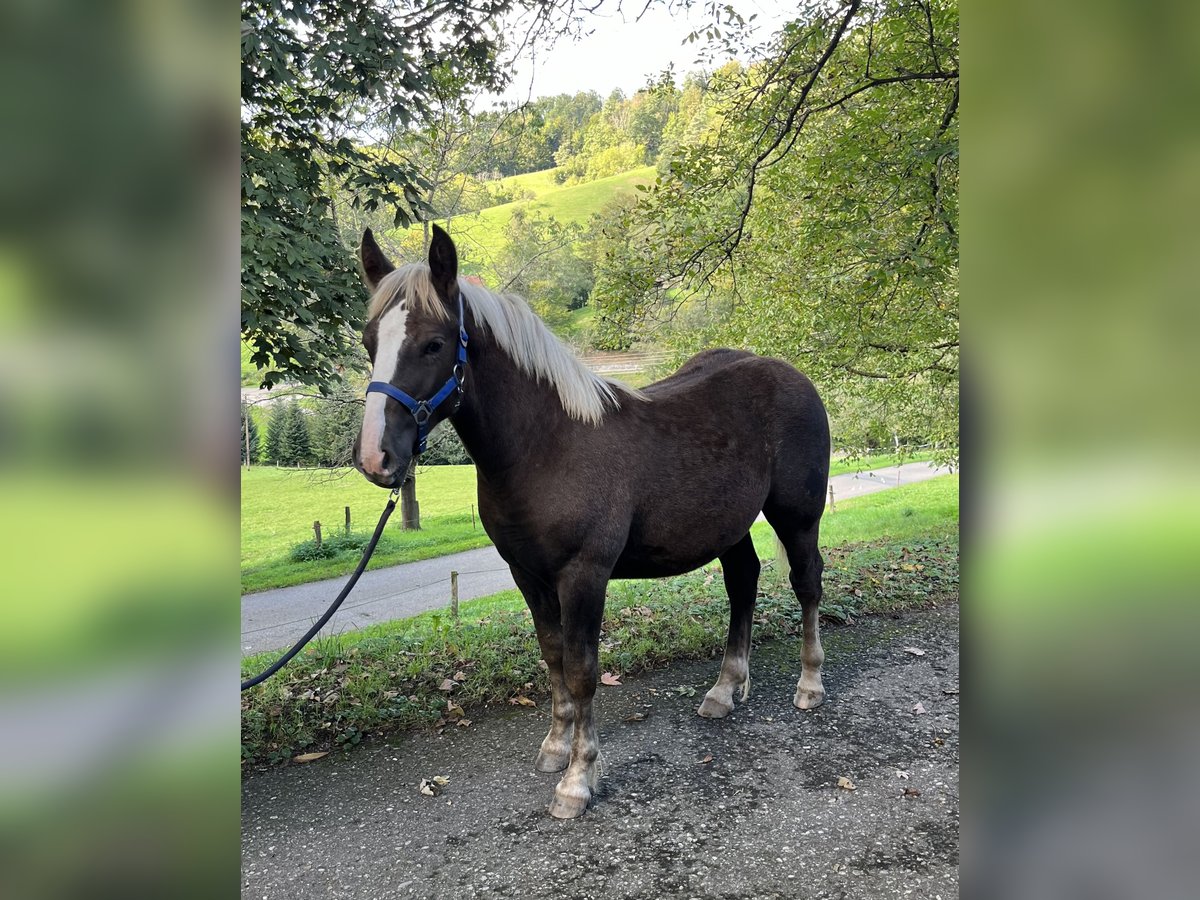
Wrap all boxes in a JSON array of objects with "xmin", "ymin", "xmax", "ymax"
[
  {"xmin": 535, "ymin": 749, "xmax": 570, "ymax": 773},
  {"xmin": 697, "ymin": 694, "xmax": 733, "ymax": 718},
  {"xmin": 793, "ymin": 686, "xmax": 825, "ymax": 710},
  {"xmin": 547, "ymin": 788, "xmax": 590, "ymax": 819}
]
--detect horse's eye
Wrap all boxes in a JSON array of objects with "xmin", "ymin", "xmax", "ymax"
[{"xmin": 425, "ymin": 339, "xmax": 445, "ymax": 355}]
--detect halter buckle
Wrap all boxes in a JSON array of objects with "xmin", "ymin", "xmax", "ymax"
[{"xmin": 412, "ymin": 400, "xmax": 433, "ymax": 425}]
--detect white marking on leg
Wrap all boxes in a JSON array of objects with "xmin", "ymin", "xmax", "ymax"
[
  {"xmin": 536, "ymin": 676, "xmax": 574, "ymax": 773},
  {"xmin": 359, "ymin": 305, "xmax": 408, "ymax": 476},
  {"xmin": 794, "ymin": 604, "xmax": 826, "ymax": 710},
  {"xmin": 699, "ymin": 647, "xmax": 750, "ymax": 719},
  {"xmin": 549, "ymin": 699, "xmax": 600, "ymax": 818}
]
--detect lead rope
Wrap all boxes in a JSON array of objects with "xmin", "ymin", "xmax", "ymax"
[{"xmin": 241, "ymin": 487, "xmax": 400, "ymax": 691}]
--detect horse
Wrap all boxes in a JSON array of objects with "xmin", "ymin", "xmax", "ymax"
[{"xmin": 352, "ymin": 224, "xmax": 830, "ymax": 819}]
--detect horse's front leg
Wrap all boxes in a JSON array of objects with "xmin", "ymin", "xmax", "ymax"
[
  {"xmin": 547, "ymin": 563, "xmax": 607, "ymax": 819},
  {"xmin": 511, "ymin": 567, "xmax": 574, "ymax": 773}
]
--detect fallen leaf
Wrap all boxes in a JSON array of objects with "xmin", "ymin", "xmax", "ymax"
[
  {"xmin": 456, "ymin": 718, "xmax": 472, "ymax": 728},
  {"xmin": 896, "ymin": 769, "xmax": 910, "ymax": 780},
  {"xmin": 912, "ymin": 702, "xmax": 927, "ymax": 715},
  {"xmin": 453, "ymin": 671, "xmax": 467, "ymax": 682},
  {"xmin": 623, "ymin": 712, "xmax": 646, "ymax": 722},
  {"xmin": 438, "ymin": 679, "xmax": 456, "ymax": 692},
  {"xmin": 509, "ymin": 695, "xmax": 536, "ymax": 707},
  {"xmin": 697, "ymin": 754, "xmax": 713, "ymax": 765},
  {"xmin": 837, "ymin": 776, "xmax": 856, "ymax": 791},
  {"xmin": 600, "ymin": 672, "xmax": 622, "ymax": 686},
  {"xmin": 903, "ymin": 787, "xmax": 921, "ymax": 798},
  {"xmin": 432, "ymin": 775, "xmax": 450, "ymax": 786},
  {"xmin": 903, "ymin": 647, "xmax": 926, "ymax": 657},
  {"xmin": 418, "ymin": 778, "xmax": 440, "ymax": 797},
  {"xmin": 292, "ymin": 751, "xmax": 329, "ymax": 763},
  {"xmin": 537, "ymin": 659, "xmax": 549, "ymax": 671},
  {"xmin": 446, "ymin": 699, "xmax": 464, "ymax": 718}
]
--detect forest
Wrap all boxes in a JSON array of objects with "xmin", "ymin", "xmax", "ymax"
[{"xmin": 242, "ymin": 0, "xmax": 958, "ymax": 459}]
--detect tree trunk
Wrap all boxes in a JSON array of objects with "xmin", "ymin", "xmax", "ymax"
[{"xmin": 401, "ymin": 459, "xmax": 420, "ymax": 530}]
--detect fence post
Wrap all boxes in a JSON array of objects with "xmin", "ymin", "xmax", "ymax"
[
  {"xmin": 450, "ymin": 571, "xmax": 459, "ymax": 620},
  {"xmin": 828, "ymin": 483, "xmax": 835, "ymax": 511},
  {"xmin": 313, "ymin": 520, "xmax": 322, "ymax": 548},
  {"xmin": 345, "ymin": 505, "xmax": 351, "ymax": 536},
  {"xmin": 470, "ymin": 504, "xmax": 476, "ymax": 531}
]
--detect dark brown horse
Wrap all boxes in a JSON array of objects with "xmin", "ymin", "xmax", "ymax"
[{"xmin": 353, "ymin": 225, "xmax": 830, "ymax": 818}]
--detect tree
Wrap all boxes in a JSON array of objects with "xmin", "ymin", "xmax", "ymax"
[
  {"xmin": 282, "ymin": 402, "xmax": 313, "ymax": 466},
  {"xmin": 596, "ymin": 0, "xmax": 959, "ymax": 456},
  {"xmin": 240, "ymin": 0, "xmax": 590, "ymax": 392},
  {"xmin": 241, "ymin": 403, "xmax": 259, "ymax": 466},
  {"xmin": 261, "ymin": 403, "xmax": 287, "ymax": 465},
  {"xmin": 309, "ymin": 393, "xmax": 363, "ymax": 468},
  {"xmin": 489, "ymin": 208, "xmax": 592, "ymax": 330},
  {"xmin": 262, "ymin": 401, "xmax": 313, "ymax": 466}
]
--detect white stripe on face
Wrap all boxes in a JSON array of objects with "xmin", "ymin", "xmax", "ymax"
[{"xmin": 359, "ymin": 305, "xmax": 409, "ymax": 475}]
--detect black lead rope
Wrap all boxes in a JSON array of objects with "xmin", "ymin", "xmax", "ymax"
[{"xmin": 241, "ymin": 489, "xmax": 399, "ymax": 691}]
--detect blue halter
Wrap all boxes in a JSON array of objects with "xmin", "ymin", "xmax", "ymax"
[{"xmin": 365, "ymin": 292, "xmax": 469, "ymax": 455}]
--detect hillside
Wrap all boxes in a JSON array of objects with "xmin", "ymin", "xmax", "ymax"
[
  {"xmin": 391, "ymin": 164, "xmax": 656, "ymax": 266},
  {"xmin": 242, "ymin": 164, "xmax": 656, "ymax": 387}
]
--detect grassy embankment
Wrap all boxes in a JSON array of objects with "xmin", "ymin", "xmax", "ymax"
[{"xmin": 241, "ymin": 474, "xmax": 958, "ymax": 764}]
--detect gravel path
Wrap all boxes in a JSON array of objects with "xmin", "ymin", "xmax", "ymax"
[{"xmin": 242, "ymin": 603, "xmax": 960, "ymax": 899}]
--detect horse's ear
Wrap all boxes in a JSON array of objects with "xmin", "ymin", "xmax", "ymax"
[
  {"xmin": 360, "ymin": 229, "xmax": 394, "ymax": 291},
  {"xmin": 428, "ymin": 223, "xmax": 458, "ymax": 300}
]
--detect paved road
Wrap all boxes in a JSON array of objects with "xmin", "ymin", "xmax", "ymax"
[
  {"xmin": 242, "ymin": 461, "xmax": 953, "ymax": 656},
  {"xmin": 241, "ymin": 603, "xmax": 960, "ymax": 899}
]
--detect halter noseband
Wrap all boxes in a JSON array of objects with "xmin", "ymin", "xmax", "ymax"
[{"xmin": 365, "ymin": 291, "xmax": 469, "ymax": 455}]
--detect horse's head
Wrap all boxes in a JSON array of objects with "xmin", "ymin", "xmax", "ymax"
[{"xmin": 353, "ymin": 224, "xmax": 464, "ymax": 489}]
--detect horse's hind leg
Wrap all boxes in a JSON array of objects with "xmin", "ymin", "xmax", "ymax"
[
  {"xmin": 698, "ymin": 533, "xmax": 760, "ymax": 719},
  {"xmin": 771, "ymin": 522, "xmax": 826, "ymax": 710}
]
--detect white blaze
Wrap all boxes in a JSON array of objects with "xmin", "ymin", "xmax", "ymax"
[{"xmin": 359, "ymin": 305, "xmax": 408, "ymax": 475}]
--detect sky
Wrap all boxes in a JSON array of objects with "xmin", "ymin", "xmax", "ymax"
[{"xmin": 493, "ymin": 0, "xmax": 797, "ymax": 104}]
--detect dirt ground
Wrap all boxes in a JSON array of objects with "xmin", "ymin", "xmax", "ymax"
[{"xmin": 242, "ymin": 603, "xmax": 959, "ymax": 899}]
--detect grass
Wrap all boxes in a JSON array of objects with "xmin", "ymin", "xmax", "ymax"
[
  {"xmin": 392, "ymin": 165, "xmax": 657, "ymax": 266},
  {"xmin": 240, "ymin": 464, "xmax": 490, "ymax": 593},
  {"xmin": 241, "ymin": 474, "xmax": 958, "ymax": 764}
]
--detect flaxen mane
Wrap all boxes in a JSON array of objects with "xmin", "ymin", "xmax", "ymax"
[{"xmin": 367, "ymin": 262, "xmax": 643, "ymax": 426}]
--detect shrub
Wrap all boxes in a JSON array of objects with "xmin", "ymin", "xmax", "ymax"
[{"xmin": 288, "ymin": 529, "xmax": 394, "ymax": 563}]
